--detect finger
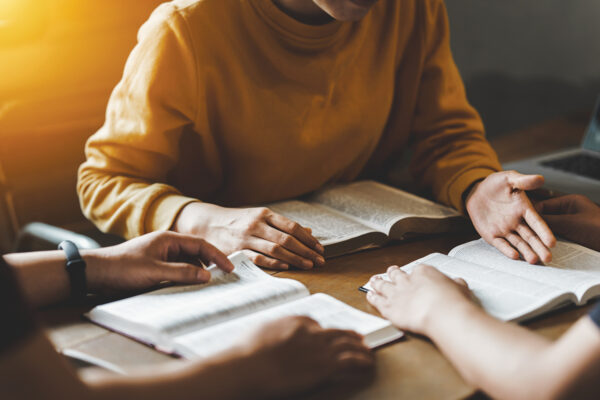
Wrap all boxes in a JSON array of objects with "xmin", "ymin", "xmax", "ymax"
[
  {"xmin": 320, "ymin": 328, "xmax": 363, "ymax": 343},
  {"xmin": 158, "ymin": 261, "xmax": 211, "ymax": 283},
  {"xmin": 241, "ymin": 249, "xmax": 289, "ymax": 270},
  {"xmin": 266, "ymin": 213, "xmax": 325, "ymax": 254},
  {"xmin": 336, "ymin": 351, "xmax": 375, "ymax": 373},
  {"xmin": 508, "ymin": 172, "xmax": 545, "ymax": 191},
  {"xmin": 523, "ymin": 206, "xmax": 556, "ymax": 248},
  {"xmin": 256, "ymin": 225, "xmax": 325, "ymax": 267},
  {"xmin": 247, "ymin": 237, "xmax": 315, "ymax": 270},
  {"xmin": 453, "ymin": 277, "xmax": 469, "ymax": 288},
  {"xmin": 505, "ymin": 232, "xmax": 538, "ymax": 264},
  {"xmin": 491, "ymin": 237, "xmax": 519, "ymax": 260},
  {"xmin": 536, "ymin": 195, "xmax": 583, "ymax": 215},
  {"xmin": 169, "ymin": 233, "xmax": 235, "ymax": 273},
  {"xmin": 536, "ymin": 196, "xmax": 570, "ymax": 215},
  {"xmin": 369, "ymin": 277, "xmax": 395, "ymax": 298},
  {"xmin": 286, "ymin": 315, "xmax": 321, "ymax": 330},
  {"xmin": 331, "ymin": 336, "xmax": 370, "ymax": 356},
  {"xmin": 366, "ymin": 290, "xmax": 386, "ymax": 311},
  {"xmin": 386, "ymin": 266, "xmax": 407, "ymax": 283},
  {"xmin": 515, "ymin": 223, "xmax": 552, "ymax": 263}
]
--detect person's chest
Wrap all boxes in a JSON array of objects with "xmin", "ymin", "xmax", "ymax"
[{"xmin": 184, "ymin": 2, "xmax": 421, "ymax": 203}]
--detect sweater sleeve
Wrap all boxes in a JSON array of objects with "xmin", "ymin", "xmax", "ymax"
[
  {"xmin": 408, "ymin": 0, "xmax": 502, "ymax": 214},
  {"xmin": 77, "ymin": 4, "xmax": 199, "ymax": 239}
]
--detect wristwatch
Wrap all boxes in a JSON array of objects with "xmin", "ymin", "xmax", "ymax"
[{"xmin": 58, "ymin": 240, "xmax": 87, "ymax": 300}]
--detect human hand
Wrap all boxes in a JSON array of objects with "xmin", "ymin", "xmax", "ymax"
[
  {"xmin": 174, "ymin": 203, "xmax": 325, "ymax": 270},
  {"xmin": 366, "ymin": 265, "xmax": 474, "ymax": 335},
  {"xmin": 536, "ymin": 194, "xmax": 600, "ymax": 252},
  {"xmin": 238, "ymin": 316, "xmax": 374, "ymax": 397},
  {"xmin": 84, "ymin": 231, "xmax": 234, "ymax": 295},
  {"xmin": 465, "ymin": 171, "xmax": 556, "ymax": 264}
]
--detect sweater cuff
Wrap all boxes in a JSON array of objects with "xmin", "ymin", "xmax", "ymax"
[
  {"xmin": 447, "ymin": 167, "xmax": 499, "ymax": 214},
  {"xmin": 144, "ymin": 193, "xmax": 199, "ymax": 233}
]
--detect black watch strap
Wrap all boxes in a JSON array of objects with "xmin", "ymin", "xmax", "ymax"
[{"xmin": 58, "ymin": 240, "xmax": 87, "ymax": 300}]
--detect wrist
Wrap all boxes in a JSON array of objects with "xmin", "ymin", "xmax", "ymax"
[
  {"xmin": 172, "ymin": 201, "xmax": 212, "ymax": 235},
  {"xmin": 463, "ymin": 180, "xmax": 483, "ymax": 215},
  {"xmin": 422, "ymin": 298, "xmax": 479, "ymax": 338},
  {"xmin": 80, "ymin": 248, "xmax": 110, "ymax": 294}
]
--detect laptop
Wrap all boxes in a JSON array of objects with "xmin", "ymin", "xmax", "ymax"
[{"xmin": 503, "ymin": 96, "xmax": 600, "ymax": 203}]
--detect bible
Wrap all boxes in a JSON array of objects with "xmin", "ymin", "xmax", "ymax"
[
  {"xmin": 87, "ymin": 252, "xmax": 402, "ymax": 360},
  {"xmin": 361, "ymin": 239, "xmax": 600, "ymax": 322},
  {"xmin": 268, "ymin": 180, "xmax": 467, "ymax": 258}
]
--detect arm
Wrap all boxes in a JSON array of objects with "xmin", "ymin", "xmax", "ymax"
[
  {"xmin": 4, "ymin": 231, "xmax": 234, "ymax": 308},
  {"xmin": 77, "ymin": 4, "xmax": 199, "ymax": 240},
  {"xmin": 367, "ymin": 265, "xmax": 600, "ymax": 400},
  {"xmin": 88, "ymin": 317, "xmax": 373, "ymax": 400},
  {"xmin": 77, "ymin": 4, "xmax": 324, "ymax": 271},
  {"xmin": 2, "ymin": 315, "xmax": 372, "ymax": 400},
  {"xmin": 537, "ymin": 194, "xmax": 600, "ymax": 252},
  {"xmin": 409, "ymin": 0, "xmax": 502, "ymax": 214},
  {"xmin": 408, "ymin": 0, "xmax": 555, "ymax": 264}
]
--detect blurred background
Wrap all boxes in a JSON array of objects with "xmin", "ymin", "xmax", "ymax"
[
  {"xmin": 447, "ymin": 0, "xmax": 600, "ymax": 138},
  {"xmin": 1, "ymin": 0, "xmax": 599, "ymax": 252}
]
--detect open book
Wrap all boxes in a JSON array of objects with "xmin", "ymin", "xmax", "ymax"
[
  {"xmin": 87, "ymin": 252, "xmax": 402, "ymax": 360},
  {"xmin": 361, "ymin": 239, "xmax": 600, "ymax": 322},
  {"xmin": 268, "ymin": 180, "xmax": 466, "ymax": 258}
]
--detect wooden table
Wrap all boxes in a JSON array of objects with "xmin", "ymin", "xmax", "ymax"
[{"xmin": 42, "ymin": 114, "xmax": 592, "ymax": 399}]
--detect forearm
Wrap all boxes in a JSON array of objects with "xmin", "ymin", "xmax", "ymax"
[
  {"xmin": 424, "ymin": 302, "xmax": 552, "ymax": 400},
  {"xmin": 78, "ymin": 166, "xmax": 196, "ymax": 238},
  {"xmin": 4, "ymin": 249, "xmax": 106, "ymax": 308},
  {"xmin": 88, "ymin": 346, "xmax": 268, "ymax": 400}
]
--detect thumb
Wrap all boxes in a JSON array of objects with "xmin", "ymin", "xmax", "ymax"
[
  {"xmin": 509, "ymin": 173, "xmax": 545, "ymax": 191},
  {"xmin": 158, "ymin": 261, "xmax": 211, "ymax": 284},
  {"xmin": 536, "ymin": 196, "xmax": 571, "ymax": 215}
]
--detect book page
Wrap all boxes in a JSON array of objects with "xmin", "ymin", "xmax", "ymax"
[
  {"xmin": 87, "ymin": 253, "xmax": 309, "ymax": 342},
  {"xmin": 362, "ymin": 253, "xmax": 567, "ymax": 321},
  {"xmin": 267, "ymin": 200, "xmax": 376, "ymax": 245},
  {"xmin": 449, "ymin": 239, "xmax": 600, "ymax": 301},
  {"xmin": 309, "ymin": 181, "xmax": 460, "ymax": 232},
  {"xmin": 172, "ymin": 293, "xmax": 403, "ymax": 359}
]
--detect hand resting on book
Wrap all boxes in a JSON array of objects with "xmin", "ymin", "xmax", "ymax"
[
  {"xmin": 367, "ymin": 265, "xmax": 471, "ymax": 335},
  {"xmin": 236, "ymin": 315, "xmax": 374, "ymax": 397},
  {"xmin": 537, "ymin": 194, "xmax": 600, "ymax": 252},
  {"xmin": 5, "ymin": 231, "xmax": 235, "ymax": 306},
  {"xmin": 84, "ymin": 231, "xmax": 236, "ymax": 296},
  {"xmin": 174, "ymin": 202, "xmax": 325, "ymax": 270},
  {"xmin": 366, "ymin": 263, "xmax": 600, "ymax": 400},
  {"xmin": 465, "ymin": 170, "xmax": 556, "ymax": 264}
]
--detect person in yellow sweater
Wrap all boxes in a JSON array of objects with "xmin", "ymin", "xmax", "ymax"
[{"xmin": 78, "ymin": 0, "xmax": 555, "ymax": 270}]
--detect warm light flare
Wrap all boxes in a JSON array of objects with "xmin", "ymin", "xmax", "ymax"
[{"xmin": 0, "ymin": 0, "xmax": 48, "ymax": 45}]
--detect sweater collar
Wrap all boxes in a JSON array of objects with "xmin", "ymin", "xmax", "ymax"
[{"xmin": 250, "ymin": 0, "xmax": 350, "ymax": 48}]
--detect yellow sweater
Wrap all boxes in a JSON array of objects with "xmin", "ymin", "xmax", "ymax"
[{"xmin": 78, "ymin": 0, "xmax": 501, "ymax": 239}]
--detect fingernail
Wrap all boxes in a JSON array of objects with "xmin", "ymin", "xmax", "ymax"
[
  {"xmin": 316, "ymin": 244, "xmax": 325, "ymax": 254},
  {"xmin": 303, "ymin": 259, "xmax": 314, "ymax": 269},
  {"xmin": 280, "ymin": 263, "xmax": 289, "ymax": 270},
  {"xmin": 316, "ymin": 256, "xmax": 325, "ymax": 266}
]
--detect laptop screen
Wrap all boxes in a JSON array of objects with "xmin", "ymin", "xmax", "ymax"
[{"xmin": 583, "ymin": 96, "xmax": 600, "ymax": 152}]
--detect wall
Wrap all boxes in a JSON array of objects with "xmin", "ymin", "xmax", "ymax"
[
  {"xmin": 0, "ymin": 0, "xmax": 163, "ymax": 250},
  {"xmin": 446, "ymin": 0, "xmax": 600, "ymax": 137}
]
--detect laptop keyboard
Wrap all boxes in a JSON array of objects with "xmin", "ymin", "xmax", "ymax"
[{"xmin": 541, "ymin": 153, "xmax": 600, "ymax": 181}]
